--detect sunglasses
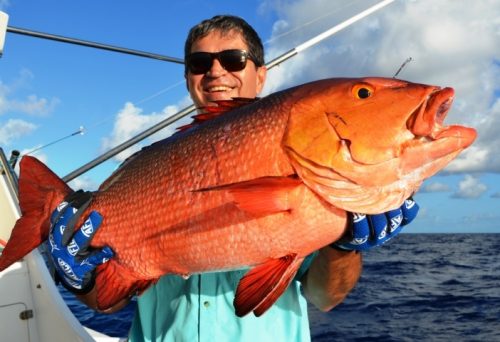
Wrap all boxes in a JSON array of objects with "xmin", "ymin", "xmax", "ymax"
[{"xmin": 185, "ymin": 49, "xmax": 256, "ymax": 75}]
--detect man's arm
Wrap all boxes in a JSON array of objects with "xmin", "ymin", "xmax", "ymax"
[
  {"xmin": 301, "ymin": 247, "xmax": 361, "ymax": 311},
  {"xmin": 300, "ymin": 198, "xmax": 419, "ymax": 311}
]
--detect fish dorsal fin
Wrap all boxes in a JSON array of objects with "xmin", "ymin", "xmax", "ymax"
[
  {"xmin": 197, "ymin": 176, "xmax": 303, "ymax": 216},
  {"xmin": 177, "ymin": 97, "xmax": 258, "ymax": 132},
  {"xmin": 205, "ymin": 97, "xmax": 258, "ymax": 113},
  {"xmin": 234, "ymin": 253, "xmax": 304, "ymax": 317}
]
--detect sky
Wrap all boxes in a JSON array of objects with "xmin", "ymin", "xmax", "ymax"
[{"xmin": 0, "ymin": 0, "xmax": 499, "ymax": 233}]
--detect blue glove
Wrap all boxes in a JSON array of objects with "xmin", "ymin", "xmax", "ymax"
[
  {"xmin": 47, "ymin": 191, "xmax": 114, "ymax": 294},
  {"xmin": 332, "ymin": 197, "xmax": 419, "ymax": 251}
]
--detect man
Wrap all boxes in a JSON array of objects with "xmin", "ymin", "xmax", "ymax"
[{"xmin": 48, "ymin": 15, "xmax": 418, "ymax": 341}]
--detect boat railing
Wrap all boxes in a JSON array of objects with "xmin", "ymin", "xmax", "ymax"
[{"xmin": 0, "ymin": 148, "xmax": 19, "ymax": 199}]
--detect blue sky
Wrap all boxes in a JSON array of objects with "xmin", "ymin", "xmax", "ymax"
[{"xmin": 1, "ymin": 0, "xmax": 499, "ymax": 233}]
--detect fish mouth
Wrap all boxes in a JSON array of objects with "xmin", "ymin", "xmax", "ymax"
[
  {"xmin": 406, "ymin": 87, "xmax": 476, "ymax": 147},
  {"xmin": 400, "ymin": 86, "xmax": 476, "ymax": 176},
  {"xmin": 407, "ymin": 87, "xmax": 454, "ymax": 139}
]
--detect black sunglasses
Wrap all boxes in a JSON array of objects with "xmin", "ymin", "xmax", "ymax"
[{"xmin": 185, "ymin": 49, "xmax": 256, "ymax": 75}]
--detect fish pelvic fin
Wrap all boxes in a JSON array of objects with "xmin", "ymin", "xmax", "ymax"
[
  {"xmin": 95, "ymin": 261, "xmax": 154, "ymax": 311},
  {"xmin": 197, "ymin": 176, "xmax": 303, "ymax": 216},
  {"xmin": 234, "ymin": 253, "xmax": 304, "ymax": 317},
  {"xmin": 0, "ymin": 156, "xmax": 72, "ymax": 271}
]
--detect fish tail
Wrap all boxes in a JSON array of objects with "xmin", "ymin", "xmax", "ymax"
[{"xmin": 0, "ymin": 156, "xmax": 72, "ymax": 271}]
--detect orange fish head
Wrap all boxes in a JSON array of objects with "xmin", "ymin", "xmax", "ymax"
[{"xmin": 284, "ymin": 77, "xmax": 477, "ymax": 213}]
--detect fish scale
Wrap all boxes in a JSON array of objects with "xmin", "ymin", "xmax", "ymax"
[
  {"xmin": 0, "ymin": 77, "xmax": 476, "ymax": 316},
  {"xmin": 90, "ymin": 93, "xmax": 308, "ymax": 276}
]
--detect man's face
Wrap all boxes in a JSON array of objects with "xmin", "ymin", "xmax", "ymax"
[{"xmin": 185, "ymin": 30, "xmax": 267, "ymax": 108}]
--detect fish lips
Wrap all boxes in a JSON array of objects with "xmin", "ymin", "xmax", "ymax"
[
  {"xmin": 400, "ymin": 87, "xmax": 477, "ymax": 173},
  {"xmin": 407, "ymin": 87, "xmax": 476, "ymax": 146}
]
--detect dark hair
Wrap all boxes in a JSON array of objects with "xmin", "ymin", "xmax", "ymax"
[{"xmin": 184, "ymin": 15, "xmax": 265, "ymax": 75}]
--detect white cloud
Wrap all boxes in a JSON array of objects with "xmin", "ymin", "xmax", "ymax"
[
  {"xmin": 69, "ymin": 176, "xmax": 99, "ymax": 192},
  {"xmin": 1, "ymin": 95, "xmax": 60, "ymax": 116},
  {"xmin": 0, "ymin": 69, "xmax": 60, "ymax": 116},
  {"xmin": 0, "ymin": 118, "xmax": 37, "ymax": 145},
  {"xmin": 452, "ymin": 174, "xmax": 487, "ymax": 199},
  {"xmin": 261, "ymin": 0, "xmax": 500, "ymax": 175},
  {"xmin": 446, "ymin": 97, "xmax": 500, "ymax": 173},
  {"xmin": 421, "ymin": 182, "xmax": 450, "ymax": 193},
  {"xmin": 101, "ymin": 96, "xmax": 193, "ymax": 163},
  {"xmin": 445, "ymin": 145, "xmax": 489, "ymax": 173}
]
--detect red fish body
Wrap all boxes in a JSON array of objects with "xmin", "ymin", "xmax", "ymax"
[{"xmin": 0, "ymin": 77, "xmax": 476, "ymax": 316}]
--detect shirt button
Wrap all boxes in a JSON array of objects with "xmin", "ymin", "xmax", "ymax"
[{"xmin": 203, "ymin": 301, "xmax": 210, "ymax": 308}]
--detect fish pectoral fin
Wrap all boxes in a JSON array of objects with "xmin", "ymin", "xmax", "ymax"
[
  {"xmin": 234, "ymin": 253, "xmax": 304, "ymax": 317},
  {"xmin": 198, "ymin": 176, "xmax": 303, "ymax": 216}
]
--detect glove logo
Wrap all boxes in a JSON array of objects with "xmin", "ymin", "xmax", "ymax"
[
  {"xmin": 405, "ymin": 199, "xmax": 416, "ymax": 209},
  {"xmin": 378, "ymin": 229, "xmax": 387, "ymax": 239},
  {"xmin": 59, "ymin": 224, "xmax": 66, "ymax": 236},
  {"xmin": 48, "ymin": 234, "xmax": 60, "ymax": 252},
  {"xmin": 390, "ymin": 214, "xmax": 403, "ymax": 233},
  {"xmin": 57, "ymin": 258, "xmax": 79, "ymax": 281},
  {"xmin": 57, "ymin": 201, "xmax": 69, "ymax": 212},
  {"xmin": 352, "ymin": 236, "xmax": 368, "ymax": 245},
  {"xmin": 65, "ymin": 278, "xmax": 83, "ymax": 290},
  {"xmin": 67, "ymin": 240, "xmax": 79, "ymax": 256},
  {"xmin": 80, "ymin": 259, "xmax": 92, "ymax": 267},
  {"xmin": 352, "ymin": 213, "xmax": 366, "ymax": 223},
  {"xmin": 81, "ymin": 219, "xmax": 94, "ymax": 237}
]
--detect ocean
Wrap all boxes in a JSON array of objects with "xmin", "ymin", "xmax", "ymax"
[{"xmin": 62, "ymin": 234, "xmax": 500, "ymax": 341}]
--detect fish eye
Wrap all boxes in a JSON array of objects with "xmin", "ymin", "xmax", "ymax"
[
  {"xmin": 357, "ymin": 88, "xmax": 371, "ymax": 98},
  {"xmin": 352, "ymin": 84, "xmax": 374, "ymax": 99}
]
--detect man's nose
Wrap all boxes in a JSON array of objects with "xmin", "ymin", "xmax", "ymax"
[{"xmin": 206, "ymin": 58, "xmax": 227, "ymax": 77}]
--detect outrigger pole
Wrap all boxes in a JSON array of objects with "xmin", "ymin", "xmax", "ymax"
[
  {"xmin": 63, "ymin": 0, "xmax": 396, "ymax": 182},
  {"xmin": 5, "ymin": 25, "xmax": 184, "ymax": 64},
  {"xmin": 9, "ymin": 0, "xmax": 395, "ymax": 182}
]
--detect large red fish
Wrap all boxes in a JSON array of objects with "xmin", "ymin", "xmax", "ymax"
[{"xmin": 0, "ymin": 77, "xmax": 476, "ymax": 316}]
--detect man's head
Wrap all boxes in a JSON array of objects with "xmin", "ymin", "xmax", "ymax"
[{"xmin": 184, "ymin": 15, "xmax": 267, "ymax": 108}]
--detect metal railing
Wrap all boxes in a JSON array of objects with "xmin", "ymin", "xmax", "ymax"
[{"xmin": 0, "ymin": 148, "xmax": 19, "ymax": 198}]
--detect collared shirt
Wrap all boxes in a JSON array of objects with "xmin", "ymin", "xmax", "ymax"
[{"xmin": 129, "ymin": 256, "xmax": 316, "ymax": 342}]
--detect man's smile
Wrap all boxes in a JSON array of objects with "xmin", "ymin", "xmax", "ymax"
[{"xmin": 206, "ymin": 85, "xmax": 234, "ymax": 93}]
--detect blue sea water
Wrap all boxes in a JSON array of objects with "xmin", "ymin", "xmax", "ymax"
[{"xmin": 62, "ymin": 234, "xmax": 500, "ymax": 341}]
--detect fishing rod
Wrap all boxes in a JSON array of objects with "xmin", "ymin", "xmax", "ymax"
[
  {"xmin": 60, "ymin": 0, "xmax": 395, "ymax": 181},
  {"xmin": 25, "ymin": 126, "xmax": 85, "ymax": 156}
]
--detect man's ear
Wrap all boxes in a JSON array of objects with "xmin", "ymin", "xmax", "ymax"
[{"xmin": 256, "ymin": 66, "xmax": 267, "ymax": 94}]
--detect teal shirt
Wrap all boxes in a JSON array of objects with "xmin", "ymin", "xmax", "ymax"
[{"xmin": 129, "ymin": 256, "xmax": 316, "ymax": 342}]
